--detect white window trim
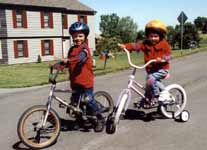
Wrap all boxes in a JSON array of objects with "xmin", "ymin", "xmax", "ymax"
[{"xmin": 0, "ymin": 40, "xmax": 2, "ymax": 59}]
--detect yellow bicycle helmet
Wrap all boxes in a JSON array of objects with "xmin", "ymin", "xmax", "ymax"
[{"xmin": 145, "ymin": 20, "xmax": 167, "ymax": 38}]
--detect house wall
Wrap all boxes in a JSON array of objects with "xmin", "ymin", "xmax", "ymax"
[
  {"xmin": 87, "ymin": 15, "xmax": 95, "ymax": 53},
  {"xmin": 0, "ymin": 40, "xmax": 2, "ymax": 59},
  {"xmin": 0, "ymin": 8, "xmax": 8, "ymax": 63},
  {"xmin": 6, "ymin": 10, "xmax": 62, "ymax": 37},
  {"xmin": 1, "ymin": 7, "xmax": 96, "ymax": 64},
  {"xmin": 7, "ymin": 38, "xmax": 62, "ymax": 64},
  {"xmin": 5, "ymin": 9, "xmax": 63, "ymax": 64}
]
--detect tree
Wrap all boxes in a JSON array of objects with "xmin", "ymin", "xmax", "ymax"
[
  {"xmin": 194, "ymin": 17, "xmax": 207, "ymax": 32},
  {"xmin": 98, "ymin": 13, "xmax": 138, "ymax": 54},
  {"xmin": 96, "ymin": 37, "xmax": 122, "ymax": 55},
  {"xmin": 116, "ymin": 16, "xmax": 138, "ymax": 43},
  {"xmin": 202, "ymin": 21, "xmax": 207, "ymax": 33},
  {"xmin": 136, "ymin": 30, "xmax": 145, "ymax": 41},
  {"xmin": 166, "ymin": 26, "xmax": 176, "ymax": 49},
  {"xmin": 175, "ymin": 22, "xmax": 200, "ymax": 49},
  {"xmin": 99, "ymin": 13, "xmax": 120, "ymax": 38}
]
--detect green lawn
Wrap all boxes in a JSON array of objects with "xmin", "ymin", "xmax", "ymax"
[
  {"xmin": 200, "ymin": 34, "xmax": 207, "ymax": 47},
  {"xmin": 0, "ymin": 47, "xmax": 207, "ymax": 88}
]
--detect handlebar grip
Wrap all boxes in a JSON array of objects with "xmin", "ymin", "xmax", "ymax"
[
  {"xmin": 57, "ymin": 60, "xmax": 65, "ymax": 65},
  {"xmin": 49, "ymin": 62, "xmax": 63, "ymax": 84}
]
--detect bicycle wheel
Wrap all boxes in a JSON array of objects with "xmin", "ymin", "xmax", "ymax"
[
  {"xmin": 17, "ymin": 105, "xmax": 61, "ymax": 149},
  {"xmin": 94, "ymin": 91, "xmax": 114, "ymax": 117},
  {"xmin": 114, "ymin": 89, "xmax": 130, "ymax": 125},
  {"xmin": 160, "ymin": 84, "xmax": 187, "ymax": 118}
]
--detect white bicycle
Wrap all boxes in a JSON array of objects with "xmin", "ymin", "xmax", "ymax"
[{"xmin": 106, "ymin": 48, "xmax": 190, "ymax": 134}]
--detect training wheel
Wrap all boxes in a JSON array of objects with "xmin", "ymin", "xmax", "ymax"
[{"xmin": 180, "ymin": 110, "xmax": 190, "ymax": 122}]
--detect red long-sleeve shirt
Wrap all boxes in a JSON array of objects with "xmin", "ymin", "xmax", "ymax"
[{"xmin": 125, "ymin": 39, "xmax": 172, "ymax": 73}]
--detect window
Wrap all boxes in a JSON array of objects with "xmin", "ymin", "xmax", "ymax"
[
  {"xmin": 40, "ymin": 12, "xmax": 53, "ymax": 28},
  {"xmin": 44, "ymin": 40, "xmax": 50, "ymax": 55},
  {"xmin": 16, "ymin": 10, "xmax": 23, "ymax": 27},
  {"xmin": 14, "ymin": 40, "xmax": 28, "ymax": 58},
  {"xmin": 78, "ymin": 15, "xmax": 87, "ymax": 24},
  {"xmin": 44, "ymin": 12, "xmax": 50, "ymax": 28},
  {"xmin": 41, "ymin": 40, "xmax": 54, "ymax": 56},
  {"xmin": 62, "ymin": 14, "xmax": 68, "ymax": 29},
  {"xmin": 17, "ymin": 41, "xmax": 24, "ymax": 57},
  {"xmin": 12, "ymin": 9, "xmax": 27, "ymax": 28}
]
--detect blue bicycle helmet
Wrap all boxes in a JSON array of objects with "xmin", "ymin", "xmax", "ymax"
[{"xmin": 69, "ymin": 22, "xmax": 90, "ymax": 37}]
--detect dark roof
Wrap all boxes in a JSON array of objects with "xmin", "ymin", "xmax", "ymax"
[{"xmin": 0, "ymin": 0, "xmax": 96, "ymax": 13}]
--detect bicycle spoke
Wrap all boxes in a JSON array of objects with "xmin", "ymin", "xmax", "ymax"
[{"xmin": 17, "ymin": 105, "xmax": 60, "ymax": 149}]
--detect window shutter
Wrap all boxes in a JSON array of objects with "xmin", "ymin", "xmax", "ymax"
[
  {"xmin": 49, "ymin": 12, "xmax": 53, "ymax": 28},
  {"xmin": 50, "ymin": 40, "xmax": 54, "ymax": 55},
  {"xmin": 13, "ymin": 41, "xmax": 18, "ymax": 58},
  {"xmin": 40, "ymin": 11, "xmax": 44, "ymax": 28},
  {"xmin": 23, "ymin": 10, "xmax": 28, "ymax": 28},
  {"xmin": 23, "ymin": 40, "xmax": 29, "ymax": 57},
  {"xmin": 84, "ymin": 16, "xmax": 87, "ymax": 24},
  {"xmin": 77, "ymin": 15, "xmax": 87, "ymax": 24},
  {"xmin": 41, "ymin": 40, "xmax": 45, "ymax": 56},
  {"xmin": 12, "ymin": 10, "xmax": 17, "ymax": 28},
  {"xmin": 78, "ymin": 15, "xmax": 81, "ymax": 22},
  {"xmin": 63, "ymin": 14, "xmax": 68, "ymax": 29}
]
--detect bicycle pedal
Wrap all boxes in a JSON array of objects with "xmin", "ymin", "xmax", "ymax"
[{"xmin": 59, "ymin": 103, "xmax": 66, "ymax": 108}]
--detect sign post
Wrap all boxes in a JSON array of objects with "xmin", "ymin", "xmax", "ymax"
[{"xmin": 177, "ymin": 11, "xmax": 188, "ymax": 53}]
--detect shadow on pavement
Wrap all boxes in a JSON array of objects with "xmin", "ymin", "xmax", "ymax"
[
  {"xmin": 12, "ymin": 117, "xmax": 95, "ymax": 150},
  {"xmin": 60, "ymin": 118, "xmax": 94, "ymax": 132},
  {"xmin": 124, "ymin": 109, "xmax": 166, "ymax": 122}
]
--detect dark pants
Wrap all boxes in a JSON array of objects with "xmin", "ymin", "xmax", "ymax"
[{"xmin": 71, "ymin": 84, "xmax": 101, "ymax": 114}]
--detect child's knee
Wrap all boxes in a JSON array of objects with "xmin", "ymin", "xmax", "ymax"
[{"xmin": 147, "ymin": 75, "xmax": 155, "ymax": 86}]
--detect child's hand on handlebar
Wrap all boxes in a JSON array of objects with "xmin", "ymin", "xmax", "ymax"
[
  {"xmin": 61, "ymin": 58, "xmax": 69, "ymax": 64},
  {"xmin": 156, "ymin": 57, "xmax": 166, "ymax": 63},
  {"xmin": 117, "ymin": 43, "xmax": 126, "ymax": 49}
]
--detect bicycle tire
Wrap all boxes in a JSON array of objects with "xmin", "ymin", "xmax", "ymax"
[
  {"xmin": 160, "ymin": 84, "xmax": 187, "ymax": 118},
  {"xmin": 17, "ymin": 105, "xmax": 61, "ymax": 149},
  {"xmin": 94, "ymin": 91, "xmax": 114, "ymax": 116},
  {"xmin": 105, "ymin": 114, "xmax": 116, "ymax": 134},
  {"xmin": 114, "ymin": 89, "xmax": 129, "ymax": 125}
]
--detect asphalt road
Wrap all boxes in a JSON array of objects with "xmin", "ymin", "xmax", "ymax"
[{"xmin": 0, "ymin": 51, "xmax": 207, "ymax": 150}]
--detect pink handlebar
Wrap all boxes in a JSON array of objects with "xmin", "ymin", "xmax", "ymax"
[{"xmin": 123, "ymin": 48, "xmax": 157, "ymax": 69}]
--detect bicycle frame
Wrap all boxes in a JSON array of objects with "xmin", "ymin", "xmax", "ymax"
[
  {"xmin": 115, "ymin": 48, "xmax": 158, "ymax": 111},
  {"xmin": 128, "ymin": 69, "xmax": 146, "ymax": 98},
  {"xmin": 42, "ymin": 79, "xmax": 83, "ymax": 127},
  {"xmin": 42, "ymin": 83, "xmax": 69, "ymax": 127},
  {"xmin": 116, "ymin": 69, "xmax": 146, "ymax": 111}
]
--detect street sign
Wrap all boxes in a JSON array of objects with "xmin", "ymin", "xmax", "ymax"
[
  {"xmin": 177, "ymin": 11, "xmax": 188, "ymax": 24},
  {"xmin": 177, "ymin": 11, "xmax": 188, "ymax": 52}
]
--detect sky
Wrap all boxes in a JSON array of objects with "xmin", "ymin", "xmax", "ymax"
[{"xmin": 79, "ymin": 0, "xmax": 207, "ymax": 33}]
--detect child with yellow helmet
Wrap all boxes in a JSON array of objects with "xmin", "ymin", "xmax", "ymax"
[{"xmin": 118, "ymin": 20, "xmax": 172, "ymax": 105}]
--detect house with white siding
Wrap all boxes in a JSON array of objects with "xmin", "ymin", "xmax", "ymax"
[{"xmin": 0, "ymin": 0, "xmax": 96, "ymax": 64}]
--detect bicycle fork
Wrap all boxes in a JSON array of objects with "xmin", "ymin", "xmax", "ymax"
[
  {"xmin": 115, "ymin": 88, "xmax": 131, "ymax": 113},
  {"xmin": 41, "ymin": 84, "xmax": 56, "ymax": 127}
]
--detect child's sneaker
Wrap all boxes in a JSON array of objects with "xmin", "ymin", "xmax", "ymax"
[{"xmin": 94, "ymin": 114, "xmax": 105, "ymax": 132}]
